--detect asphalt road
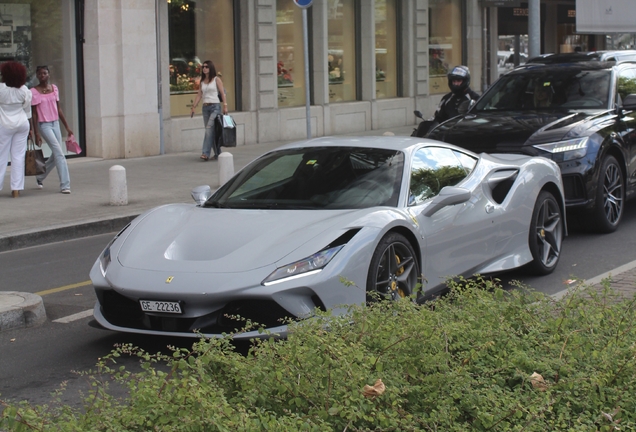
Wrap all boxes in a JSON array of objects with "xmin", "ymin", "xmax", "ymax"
[
  {"xmin": 2, "ymin": 202, "xmax": 636, "ymax": 408},
  {"xmin": 0, "ymin": 234, "xmax": 197, "ymax": 409}
]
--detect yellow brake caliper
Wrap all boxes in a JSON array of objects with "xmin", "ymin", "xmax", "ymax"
[{"xmin": 393, "ymin": 255, "xmax": 406, "ymax": 298}]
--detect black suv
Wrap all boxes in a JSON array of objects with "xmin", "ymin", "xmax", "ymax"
[{"xmin": 427, "ymin": 54, "xmax": 636, "ymax": 232}]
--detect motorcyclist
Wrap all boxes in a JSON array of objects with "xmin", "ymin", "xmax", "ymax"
[{"xmin": 413, "ymin": 65, "xmax": 480, "ymax": 137}]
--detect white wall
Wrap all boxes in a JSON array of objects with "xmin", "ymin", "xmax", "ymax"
[{"xmin": 84, "ymin": 0, "xmax": 160, "ymax": 159}]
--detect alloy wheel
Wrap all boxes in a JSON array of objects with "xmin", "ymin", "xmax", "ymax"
[
  {"xmin": 603, "ymin": 162, "xmax": 623, "ymax": 226},
  {"xmin": 372, "ymin": 240, "xmax": 419, "ymax": 300},
  {"xmin": 534, "ymin": 195, "xmax": 562, "ymax": 269}
]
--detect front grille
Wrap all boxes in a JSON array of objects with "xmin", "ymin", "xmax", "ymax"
[
  {"xmin": 98, "ymin": 289, "xmax": 298, "ymax": 335},
  {"xmin": 562, "ymin": 174, "xmax": 585, "ymax": 202}
]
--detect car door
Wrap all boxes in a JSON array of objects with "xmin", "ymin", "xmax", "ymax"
[
  {"xmin": 408, "ymin": 147, "xmax": 499, "ymax": 294},
  {"xmin": 616, "ymin": 67, "xmax": 636, "ymax": 192}
]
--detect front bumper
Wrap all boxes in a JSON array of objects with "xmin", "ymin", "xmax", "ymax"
[
  {"xmin": 90, "ymin": 249, "xmax": 367, "ymax": 339},
  {"xmin": 557, "ymin": 156, "xmax": 598, "ymax": 209}
]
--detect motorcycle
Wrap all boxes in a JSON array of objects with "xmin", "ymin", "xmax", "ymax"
[
  {"xmin": 411, "ymin": 110, "xmax": 436, "ymax": 138},
  {"xmin": 411, "ymin": 99, "xmax": 476, "ymax": 138}
]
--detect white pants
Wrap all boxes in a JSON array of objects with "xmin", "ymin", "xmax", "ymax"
[{"xmin": 0, "ymin": 120, "xmax": 30, "ymax": 191}]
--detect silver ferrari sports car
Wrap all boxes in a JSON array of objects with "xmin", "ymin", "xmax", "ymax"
[{"xmin": 90, "ymin": 136, "xmax": 566, "ymax": 339}]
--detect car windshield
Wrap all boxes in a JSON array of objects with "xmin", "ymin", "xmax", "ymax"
[
  {"xmin": 205, "ymin": 146, "xmax": 404, "ymax": 209},
  {"xmin": 474, "ymin": 68, "xmax": 612, "ymax": 111}
]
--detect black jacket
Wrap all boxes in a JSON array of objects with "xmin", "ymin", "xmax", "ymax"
[{"xmin": 433, "ymin": 89, "xmax": 480, "ymax": 124}]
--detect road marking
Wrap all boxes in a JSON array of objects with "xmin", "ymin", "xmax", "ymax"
[
  {"xmin": 36, "ymin": 280, "xmax": 92, "ymax": 296},
  {"xmin": 52, "ymin": 309, "xmax": 94, "ymax": 323}
]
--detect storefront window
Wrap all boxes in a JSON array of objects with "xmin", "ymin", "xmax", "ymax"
[
  {"xmin": 277, "ymin": 0, "xmax": 306, "ymax": 108},
  {"xmin": 328, "ymin": 0, "xmax": 356, "ymax": 103},
  {"xmin": 429, "ymin": 0, "xmax": 462, "ymax": 95},
  {"xmin": 168, "ymin": 0, "xmax": 235, "ymax": 117},
  {"xmin": 606, "ymin": 34, "xmax": 636, "ymax": 51},
  {"xmin": 375, "ymin": 0, "xmax": 397, "ymax": 99},
  {"xmin": 1, "ymin": 1, "xmax": 80, "ymax": 158}
]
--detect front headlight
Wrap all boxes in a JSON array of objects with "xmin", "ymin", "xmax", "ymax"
[
  {"xmin": 262, "ymin": 245, "xmax": 344, "ymax": 286},
  {"xmin": 99, "ymin": 223, "xmax": 130, "ymax": 277},
  {"xmin": 533, "ymin": 137, "xmax": 589, "ymax": 161},
  {"xmin": 99, "ymin": 246, "xmax": 111, "ymax": 277}
]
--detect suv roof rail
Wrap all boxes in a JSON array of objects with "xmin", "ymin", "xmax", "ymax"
[{"xmin": 527, "ymin": 50, "xmax": 636, "ymax": 65}]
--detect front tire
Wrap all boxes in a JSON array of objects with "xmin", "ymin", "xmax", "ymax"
[
  {"xmin": 527, "ymin": 191, "xmax": 564, "ymax": 275},
  {"xmin": 367, "ymin": 232, "xmax": 420, "ymax": 302},
  {"xmin": 590, "ymin": 155, "xmax": 624, "ymax": 233}
]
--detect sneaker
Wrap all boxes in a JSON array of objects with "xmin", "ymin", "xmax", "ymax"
[
  {"xmin": 36, "ymin": 179, "xmax": 43, "ymax": 189},
  {"xmin": 61, "ymin": 189, "xmax": 71, "ymax": 194}
]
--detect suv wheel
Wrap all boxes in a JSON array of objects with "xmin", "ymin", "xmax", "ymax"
[{"xmin": 591, "ymin": 155, "xmax": 624, "ymax": 233}]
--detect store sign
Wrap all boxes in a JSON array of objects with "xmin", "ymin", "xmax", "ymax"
[
  {"xmin": 293, "ymin": 0, "xmax": 313, "ymax": 8},
  {"xmin": 513, "ymin": 8, "xmax": 528, "ymax": 16},
  {"xmin": 480, "ymin": 0, "xmax": 521, "ymax": 7},
  {"xmin": 576, "ymin": 0, "xmax": 636, "ymax": 33}
]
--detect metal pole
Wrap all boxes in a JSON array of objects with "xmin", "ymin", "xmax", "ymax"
[
  {"xmin": 155, "ymin": 0, "xmax": 165, "ymax": 154},
  {"xmin": 482, "ymin": 6, "xmax": 488, "ymax": 92},
  {"xmin": 303, "ymin": 8, "xmax": 311, "ymax": 139},
  {"xmin": 528, "ymin": 0, "xmax": 540, "ymax": 59}
]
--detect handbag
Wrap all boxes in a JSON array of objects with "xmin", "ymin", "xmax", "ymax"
[
  {"xmin": 65, "ymin": 134, "xmax": 82, "ymax": 154},
  {"xmin": 24, "ymin": 138, "xmax": 46, "ymax": 176},
  {"xmin": 216, "ymin": 114, "xmax": 237, "ymax": 148}
]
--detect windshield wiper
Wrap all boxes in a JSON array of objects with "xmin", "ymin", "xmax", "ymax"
[{"xmin": 204, "ymin": 201, "xmax": 226, "ymax": 208}]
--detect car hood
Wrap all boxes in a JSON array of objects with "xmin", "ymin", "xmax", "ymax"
[
  {"xmin": 428, "ymin": 110, "xmax": 599, "ymax": 153},
  {"xmin": 116, "ymin": 204, "xmax": 372, "ymax": 273}
]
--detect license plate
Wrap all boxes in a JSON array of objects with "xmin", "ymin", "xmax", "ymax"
[{"xmin": 139, "ymin": 300, "xmax": 182, "ymax": 314}]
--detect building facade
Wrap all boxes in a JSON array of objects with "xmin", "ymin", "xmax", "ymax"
[{"xmin": 28, "ymin": 0, "xmax": 629, "ymax": 160}]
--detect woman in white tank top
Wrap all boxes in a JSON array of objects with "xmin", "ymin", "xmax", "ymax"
[{"xmin": 191, "ymin": 60, "xmax": 228, "ymax": 161}]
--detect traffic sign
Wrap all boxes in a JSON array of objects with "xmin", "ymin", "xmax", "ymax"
[{"xmin": 293, "ymin": 0, "xmax": 313, "ymax": 8}]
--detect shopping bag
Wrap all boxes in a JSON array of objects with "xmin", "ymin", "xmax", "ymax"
[
  {"xmin": 219, "ymin": 114, "xmax": 236, "ymax": 148},
  {"xmin": 65, "ymin": 134, "xmax": 82, "ymax": 154},
  {"xmin": 25, "ymin": 139, "xmax": 46, "ymax": 176}
]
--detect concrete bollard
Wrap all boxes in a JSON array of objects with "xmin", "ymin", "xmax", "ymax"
[
  {"xmin": 218, "ymin": 152, "xmax": 234, "ymax": 186},
  {"xmin": 109, "ymin": 165, "xmax": 128, "ymax": 206}
]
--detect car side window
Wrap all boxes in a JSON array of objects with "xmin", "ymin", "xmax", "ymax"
[
  {"xmin": 617, "ymin": 68, "xmax": 636, "ymax": 101},
  {"xmin": 409, "ymin": 147, "xmax": 469, "ymax": 206},
  {"xmin": 453, "ymin": 150, "xmax": 478, "ymax": 174}
]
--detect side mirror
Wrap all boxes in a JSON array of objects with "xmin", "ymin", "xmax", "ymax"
[
  {"xmin": 191, "ymin": 185, "xmax": 212, "ymax": 206},
  {"xmin": 422, "ymin": 186, "xmax": 471, "ymax": 217},
  {"xmin": 457, "ymin": 99, "xmax": 476, "ymax": 115},
  {"xmin": 414, "ymin": 110, "xmax": 424, "ymax": 120},
  {"xmin": 622, "ymin": 94, "xmax": 636, "ymax": 110}
]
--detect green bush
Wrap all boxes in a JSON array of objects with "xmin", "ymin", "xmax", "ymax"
[{"xmin": 2, "ymin": 277, "xmax": 636, "ymax": 431}]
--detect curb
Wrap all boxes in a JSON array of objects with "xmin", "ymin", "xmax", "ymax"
[
  {"xmin": 0, "ymin": 215, "xmax": 138, "ymax": 253},
  {"xmin": 552, "ymin": 258, "xmax": 636, "ymax": 300},
  {"xmin": 0, "ymin": 292, "xmax": 47, "ymax": 332}
]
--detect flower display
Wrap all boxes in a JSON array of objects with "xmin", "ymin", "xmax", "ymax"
[
  {"xmin": 277, "ymin": 60, "xmax": 293, "ymax": 86},
  {"xmin": 169, "ymin": 60, "xmax": 201, "ymax": 92}
]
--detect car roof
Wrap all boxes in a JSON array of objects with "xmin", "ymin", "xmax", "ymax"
[
  {"xmin": 272, "ymin": 136, "xmax": 476, "ymax": 155},
  {"xmin": 527, "ymin": 50, "xmax": 636, "ymax": 65},
  {"xmin": 507, "ymin": 60, "xmax": 616, "ymax": 75}
]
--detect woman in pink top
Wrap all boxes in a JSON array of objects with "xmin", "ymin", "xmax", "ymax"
[{"xmin": 31, "ymin": 65, "xmax": 72, "ymax": 193}]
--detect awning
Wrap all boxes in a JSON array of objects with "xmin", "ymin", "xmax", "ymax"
[{"xmin": 576, "ymin": 0, "xmax": 636, "ymax": 33}]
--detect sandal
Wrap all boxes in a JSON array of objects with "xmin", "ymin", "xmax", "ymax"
[{"xmin": 200, "ymin": 155, "xmax": 209, "ymax": 161}]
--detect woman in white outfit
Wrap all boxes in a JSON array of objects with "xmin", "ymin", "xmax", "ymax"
[{"xmin": 0, "ymin": 61, "xmax": 33, "ymax": 198}]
